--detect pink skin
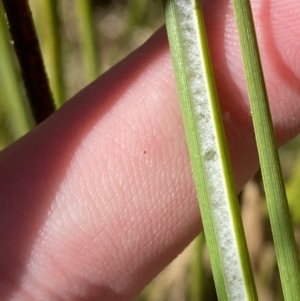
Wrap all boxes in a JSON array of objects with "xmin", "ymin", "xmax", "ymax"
[{"xmin": 0, "ymin": 0, "xmax": 300, "ymax": 300}]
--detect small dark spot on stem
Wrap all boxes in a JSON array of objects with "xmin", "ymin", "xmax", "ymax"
[{"xmin": 203, "ymin": 150, "xmax": 216, "ymax": 161}]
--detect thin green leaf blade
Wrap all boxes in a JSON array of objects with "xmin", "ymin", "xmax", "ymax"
[
  {"xmin": 163, "ymin": 1, "xmax": 258, "ymax": 300},
  {"xmin": 232, "ymin": 0, "xmax": 300, "ymax": 299}
]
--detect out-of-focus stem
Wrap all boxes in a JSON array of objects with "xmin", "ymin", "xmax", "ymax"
[
  {"xmin": 76, "ymin": 0, "xmax": 100, "ymax": 83},
  {"xmin": 1, "ymin": 0, "xmax": 55, "ymax": 124},
  {"xmin": 0, "ymin": 1, "xmax": 31, "ymax": 140},
  {"xmin": 42, "ymin": 0, "xmax": 65, "ymax": 107}
]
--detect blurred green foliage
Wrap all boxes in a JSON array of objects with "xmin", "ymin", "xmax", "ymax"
[{"xmin": 0, "ymin": 0, "xmax": 163, "ymax": 147}]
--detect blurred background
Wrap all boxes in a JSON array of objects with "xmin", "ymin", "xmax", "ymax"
[{"xmin": 0, "ymin": 1, "xmax": 299, "ymax": 300}]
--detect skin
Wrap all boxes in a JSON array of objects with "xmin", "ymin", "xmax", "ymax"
[{"xmin": 0, "ymin": 0, "xmax": 299, "ymax": 300}]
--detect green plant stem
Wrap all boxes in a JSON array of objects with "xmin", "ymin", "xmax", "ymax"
[
  {"xmin": 286, "ymin": 151, "xmax": 300, "ymax": 225},
  {"xmin": 0, "ymin": 2, "xmax": 31, "ymax": 140},
  {"xmin": 232, "ymin": 0, "xmax": 300, "ymax": 299},
  {"xmin": 189, "ymin": 234, "xmax": 205, "ymax": 301},
  {"xmin": 42, "ymin": 0, "xmax": 65, "ymax": 107},
  {"xmin": 163, "ymin": 1, "xmax": 258, "ymax": 300},
  {"xmin": 1, "ymin": 0, "xmax": 55, "ymax": 124},
  {"xmin": 76, "ymin": 0, "xmax": 100, "ymax": 83}
]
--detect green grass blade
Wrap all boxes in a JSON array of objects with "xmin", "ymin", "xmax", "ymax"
[
  {"xmin": 76, "ymin": 0, "xmax": 100, "ymax": 83},
  {"xmin": 163, "ymin": 1, "xmax": 258, "ymax": 300},
  {"xmin": 189, "ymin": 235, "xmax": 205, "ymax": 301},
  {"xmin": 232, "ymin": 0, "xmax": 300, "ymax": 299},
  {"xmin": 0, "ymin": 2, "xmax": 31, "ymax": 140},
  {"xmin": 286, "ymin": 152, "xmax": 300, "ymax": 225},
  {"xmin": 2, "ymin": 0, "xmax": 55, "ymax": 124},
  {"xmin": 41, "ymin": 0, "xmax": 65, "ymax": 107}
]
